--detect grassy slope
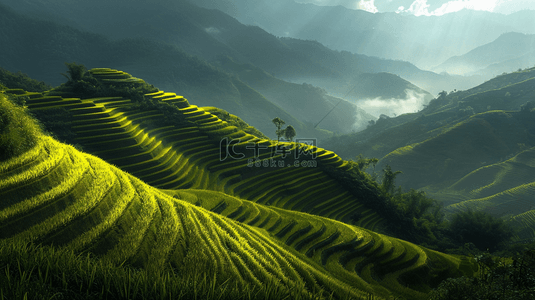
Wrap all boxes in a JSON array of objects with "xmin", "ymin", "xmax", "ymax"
[
  {"xmin": 0, "ymin": 131, "xmax": 477, "ymax": 300},
  {"xmin": 380, "ymin": 110, "xmax": 533, "ymax": 189},
  {"xmin": 325, "ymin": 67, "xmax": 535, "ymax": 243},
  {"xmin": 10, "ymin": 68, "xmax": 381, "ymax": 234}
]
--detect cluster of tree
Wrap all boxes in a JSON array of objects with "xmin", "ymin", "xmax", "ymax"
[
  {"xmin": 448, "ymin": 209, "xmax": 514, "ymax": 252},
  {"xmin": 0, "ymin": 94, "xmax": 42, "ymax": 161},
  {"xmin": 272, "ymin": 117, "xmax": 296, "ymax": 142},
  {"xmin": 429, "ymin": 249, "xmax": 535, "ymax": 299},
  {"xmin": 56, "ymin": 63, "xmax": 158, "ymax": 102},
  {"xmin": 300, "ymin": 82, "xmax": 327, "ymax": 96},
  {"xmin": 0, "ymin": 67, "xmax": 51, "ymax": 92}
]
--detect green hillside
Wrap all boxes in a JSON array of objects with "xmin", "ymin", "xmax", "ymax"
[
  {"xmin": 327, "ymin": 67, "xmax": 535, "ymax": 160},
  {"xmin": 0, "ymin": 89, "xmax": 478, "ymax": 299},
  {"xmin": 325, "ymin": 67, "xmax": 535, "ymax": 243},
  {"xmin": 4, "ymin": 68, "xmax": 383, "ymax": 233},
  {"xmin": 380, "ymin": 110, "xmax": 534, "ymax": 189}
]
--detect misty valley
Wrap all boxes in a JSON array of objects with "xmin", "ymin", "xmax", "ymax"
[{"xmin": 1, "ymin": 0, "xmax": 535, "ymax": 299}]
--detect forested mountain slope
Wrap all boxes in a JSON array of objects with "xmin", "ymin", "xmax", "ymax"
[
  {"xmin": 0, "ymin": 2, "xmax": 366, "ymax": 137},
  {"xmin": 0, "ymin": 0, "xmax": 449, "ymax": 97},
  {"xmin": 326, "ymin": 67, "xmax": 535, "ymax": 243}
]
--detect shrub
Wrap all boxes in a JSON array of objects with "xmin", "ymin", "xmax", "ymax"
[
  {"xmin": 0, "ymin": 67, "xmax": 51, "ymax": 92},
  {"xmin": 448, "ymin": 209, "xmax": 514, "ymax": 252},
  {"xmin": 29, "ymin": 107, "xmax": 76, "ymax": 146},
  {"xmin": 55, "ymin": 63, "xmax": 158, "ymax": 101},
  {"xmin": 429, "ymin": 250, "xmax": 535, "ymax": 300},
  {"xmin": 323, "ymin": 161, "xmax": 451, "ymax": 248},
  {"xmin": 0, "ymin": 94, "xmax": 42, "ymax": 161},
  {"xmin": 457, "ymin": 106, "xmax": 474, "ymax": 117}
]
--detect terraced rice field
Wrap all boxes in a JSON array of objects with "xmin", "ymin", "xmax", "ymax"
[
  {"xmin": 9, "ymin": 68, "xmax": 384, "ymax": 232},
  {"xmin": 169, "ymin": 189, "xmax": 476, "ymax": 297},
  {"xmin": 509, "ymin": 210, "xmax": 535, "ymax": 242},
  {"xmin": 0, "ymin": 135, "xmax": 477, "ymax": 299},
  {"xmin": 446, "ymin": 182, "xmax": 535, "ymax": 215},
  {"xmin": 441, "ymin": 148, "xmax": 535, "ymax": 241},
  {"xmin": 446, "ymin": 148, "xmax": 535, "ymax": 200}
]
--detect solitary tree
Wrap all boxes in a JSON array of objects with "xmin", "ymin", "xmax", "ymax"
[
  {"xmin": 272, "ymin": 117, "xmax": 285, "ymax": 142},
  {"xmin": 284, "ymin": 125, "xmax": 296, "ymax": 142}
]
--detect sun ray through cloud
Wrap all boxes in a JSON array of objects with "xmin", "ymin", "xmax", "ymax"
[{"xmin": 396, "ymin": 0, "xmax": 505, "ymax": 16}]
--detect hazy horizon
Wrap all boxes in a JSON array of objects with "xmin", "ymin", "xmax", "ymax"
[{"xmin": 296, "ymin": 0, "xmax": 535, "ymax": 15}]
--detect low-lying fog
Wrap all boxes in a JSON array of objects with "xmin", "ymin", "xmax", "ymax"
[{"xmin": 354, "ymin": 89, "xmax": 431, "ymax": 118}]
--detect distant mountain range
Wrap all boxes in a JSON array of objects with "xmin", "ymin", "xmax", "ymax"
[
  {"xmin": 0, "ymin": 0, "xmax": 484, "ymax": 97},
  {"xmin": 193, "ymin": 0, "xmax": 535, "ymax": 71},
  {"xmin": 3, "ymin": 0, "xmax": 528, "ymax": 135},
  {"xmin": 0, "ymin": 2, "xmax": 367, "ymax": 138},
  {"xmin": 432, "ymin": 32, "xmax": 535, "ymax": 77}
]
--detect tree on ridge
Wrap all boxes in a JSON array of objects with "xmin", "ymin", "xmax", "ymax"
[
  {"xmin": 284, "ymin": 125, "xmax": 296, "ymax": 142},
  {"xmin": 272, "ymin": 117, "xmax": 285, "ymax": 143}
]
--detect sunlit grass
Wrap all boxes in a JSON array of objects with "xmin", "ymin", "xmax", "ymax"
[
  {"xmin": 0, "ymin": 69, "xmax": 487, "ymax": 299},
  {"xmin": 166, "ymin": 189, "xmax": 471, "ymax": 299},
  {"xmin": 0, "ymin": 136, "xmax": 44, "ymax": 175},
  {"xmin": 0, "ymin": 139, "xmax": 89, "ymax": 223},
  {"xmin": 0, "ymin": 135, "xmax": 471, "ymax": 299},
  {"xmin": 2, "ymin": 238, "xmax": 352, "ymax": 300},
  {"xmin": 67, "ymin": 168, "xmax": 135, "ymax": 252}
]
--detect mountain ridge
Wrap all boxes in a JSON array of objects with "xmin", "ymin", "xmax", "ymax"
[
  {"xmin": 0, "ymin": 0, "xmax": 465, "ymax": 97},
  {"xmin": 433, "ymin": 32, "xmax": 535, "ymax": 76},
  {"xmin": 191, "ymin": 0, "xmax": 535, "ymax": 69}
]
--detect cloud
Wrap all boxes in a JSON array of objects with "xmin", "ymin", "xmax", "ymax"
[
  {"xmin": 357, "ymin": 0, "xmax": 379, "ymax": 13},
  {"xmin": 297, "ymin": 0, "xmax": 532, "ymax": 15},
  {"xmin": 396, "ymin": 0, "xmax": 503, "ymax": 16},
  {"xmin": 356, "ymin": 90, "xmax": 429, "ymax": 118}
]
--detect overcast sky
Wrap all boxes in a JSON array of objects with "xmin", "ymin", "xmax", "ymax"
[{"xmin": 296, "ymin": 0, "xmax": 535, "ymax": 15}]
